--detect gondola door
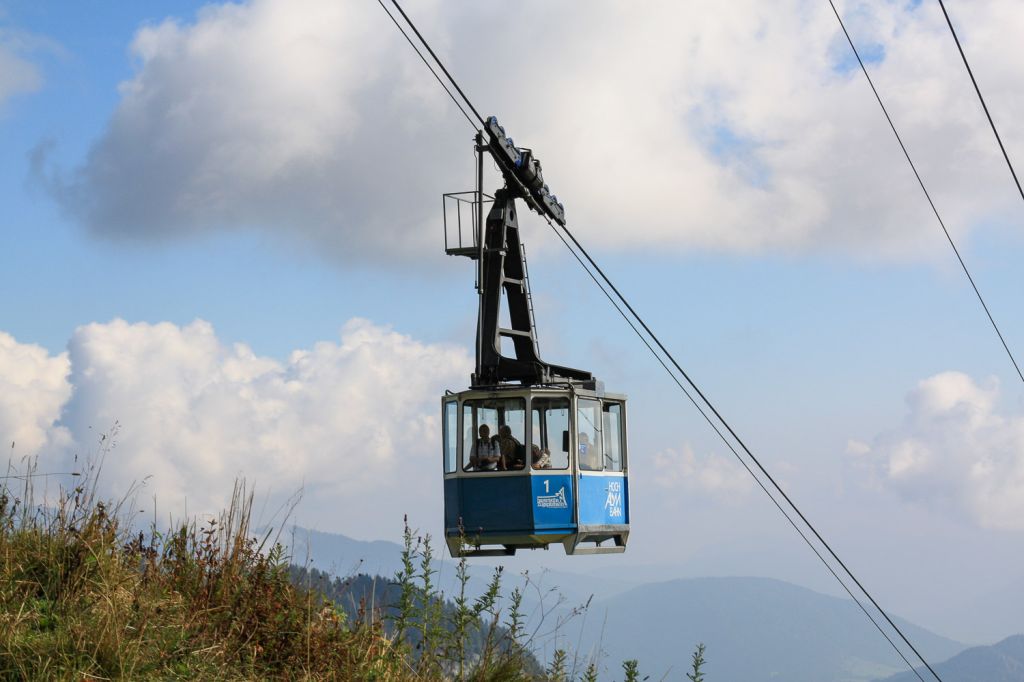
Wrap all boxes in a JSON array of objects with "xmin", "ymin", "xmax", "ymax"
[
  {"xmin": 575, "ymin": 396, "xmax": 628, "ymax": 527},
  {"xmin": 529, "ymin": 395, "xmax": 576, "ymax": 536}
]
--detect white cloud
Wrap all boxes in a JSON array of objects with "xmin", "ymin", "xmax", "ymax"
[
  {"xmin": 852, "ymin": 371, "xmax": 1024, "ymax": 530},
  {"xmin": 652, "ymin": 442, "xmax": 753, "ymax": 498},
  {"xmin": 42, "ymin": 0, "xmax": 459, "ymax": 263},
  {"xmin": 0, "ymin": 28, "xmax": 44, "ymax": 109},
  {"xmin": 40, "ymin": 0, "xmax": 1024, "ymax": 262},
  {"xmin": 0, "ymin": 332, "xmax": 71, "ymax": 456},
  {"xmin": 5, "ymin": 318, "xmax": 469, "ymax": 537}
]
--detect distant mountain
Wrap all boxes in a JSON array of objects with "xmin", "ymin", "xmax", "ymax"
[
  {"xmin": 281, "ymin": 525, "xmax": 408, "ymax": 578},
  {"xmin": 577, "ymin": 577, "xmax": 965, "ymax": 682},
  {"xmin": 277, "ymin": 525, "xmax": 638, "ymax": 606},
  {"xmin": 272, "ymin": 528, "xmax": 971, "ymax": 681},
  {"xmin": 944, "ymin": 574, "xmax": 1024, "ymax": 644},
  {"xmin": 877, "ymin": 634, "xmax": 1024, "ymax": 682}
]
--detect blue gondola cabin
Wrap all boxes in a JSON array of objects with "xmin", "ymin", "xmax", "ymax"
[{"xmin": 442, "ymin": 386, "xmax": 629, "ymax": 556}]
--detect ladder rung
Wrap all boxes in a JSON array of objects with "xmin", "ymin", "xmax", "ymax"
[{"xmin": 520, "ymin": 242, "xmax": 540, "ymax": 354}]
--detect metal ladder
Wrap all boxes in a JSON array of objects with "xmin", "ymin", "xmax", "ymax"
[{"xmin": 520, "ymin": 243, "xmax": 540, "ymax": 356}]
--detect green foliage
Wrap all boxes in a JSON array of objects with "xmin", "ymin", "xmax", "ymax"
[
  {"xmin": 417, "ymin": 533, "xmax": 445, "ymax": 675},
  {"xmin": 687, "ymin": 642, "xmax": 707, "ymax": 682},
  {"xmin": 547, "ymin": 648, "xmax": 568, "ymax": 681},
  {"xmin": 0, "ymin": 451, "xmax": 391, "ymax": 680},
  {"xmin": 0, "ymin": 432, "xmax": 649, "ymax": 680},
  {"xmin": 622, "ymin": 658, "xmax": 644, "ymax": 682}
]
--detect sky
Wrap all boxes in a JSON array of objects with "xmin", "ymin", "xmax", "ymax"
[{"xmin": 2, "ymin": 0, "xmax": 1024, "ymax": 645}]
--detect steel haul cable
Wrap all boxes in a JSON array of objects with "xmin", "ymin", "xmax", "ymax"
[
  {"xmin": 378, "ymin": 1, "xmax": 943, "ymax": 679},
  {"xmin": 937, "ymin": 0, "xmax": 1024, "ymax": 209},
  {"xmin": 828, "ymin": 0, "xmax": 1023, "ymax": 388},
  {"xmin": 374, "ymin": 0, "xmax": 478, "ymax": 133},
  {"xmin": 544, "ymin": 219, "xmax": 927, "ymax": 681}
]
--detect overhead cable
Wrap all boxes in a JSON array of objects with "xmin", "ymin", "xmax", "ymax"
[
  {"xmin": 828, "ymin": 0, "xmax": 1023, "ymax": 387},
  {"xmin": 474, "ymin": 126, "xmax": 934, "ymax": 678},
  {"xmin": 548, "ymin": 212, "xmax": 941, "ymax": 682},
  {"xmin": 389, "ymin": 0, "xmax": 488, "ymax": 129},
  {"xmin": 374, "ymin": 0, "xmax": 479, "ymax": 132},
  {"xmin": 544, "ymin": 215, "xmax": 927, "ymax": 682},
  {"xmin": 375, "ymin": 2, "xmax": 938, "ymax": 679},
  {"xmin": 937, "ymin": 0, "xmax": 1024, "ymax": 209}
]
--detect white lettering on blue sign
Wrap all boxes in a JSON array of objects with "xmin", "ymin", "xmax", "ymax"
[
  {"xmin": 604, "ymin": 480, "xmax": 623, "ymax": 518},
  {"xmin": 537, "ymin": 486, "xmax": 568, "ymax": 509}
]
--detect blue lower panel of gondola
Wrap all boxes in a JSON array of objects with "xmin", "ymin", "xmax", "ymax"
[
  {"xmin": 446, "ymin": 476, "xmax": 533, "ymax": 535},
  {"xmin": 444, "ymin": 475, "xmax": 576, "ymax": 546},
  {"xmin": 576, "ymin": 474, "xmax": 629, "ymax": 526}
]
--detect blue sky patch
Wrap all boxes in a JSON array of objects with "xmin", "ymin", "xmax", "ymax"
[
  {"xmin": 692, "ymin": 115, "xmax": 772, "ymax": 188},
  {"xmin": 831, "ymin": 40, "xmax": 886, "ymax": 75}
]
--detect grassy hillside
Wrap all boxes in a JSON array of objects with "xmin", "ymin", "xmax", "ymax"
[
  {"xmin": 0, "ymin": 479, "xmax": 396, "ymax": 679},
  {"xmin": 0, "ymin": 460, "xmax": 635, "ymax": 680}
]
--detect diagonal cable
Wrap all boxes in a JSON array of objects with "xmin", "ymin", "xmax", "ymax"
[
  {"xmin": 375, "ymin": 0, "xmax": 479, "ymax": 133},
  {"xmin": 547, "ymin": 208, "xmax": 944, "ymax": 682},
  {"xmin": 389, "ymin": 0, "xmax": 487, "ymax": 128},
  {"xmin": 545, "ymin": 221, "xmax": 927, "ymax": 681},
  {"xmin": 829, "ymin": 0, "xmax": 1023, "ymax": 387},
  {"xmin": 374, "ymin": 1, "xmax": 941, "ymax": 678},
  {"xmin": 937, "ymin": 0, "xmax": 1024, "ymax": 207}
]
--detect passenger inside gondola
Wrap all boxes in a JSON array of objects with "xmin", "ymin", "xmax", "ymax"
[
  {"xmin": 579, "ymin": 431, "xmax": 601, "ymax": 470},
  {"xmin": 498, "ymin": 425, "xmax": 525, "ymax": 470},
  {"xmin": 531, "ymin": 444, "xmax": 551, "ymax": 469},
  {"xmin": 469, "ymin": 424, "xmax": 501, "ymax": 471}
]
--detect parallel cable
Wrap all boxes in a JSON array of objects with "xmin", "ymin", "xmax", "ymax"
[
  {"xmin": 546, "ymin": 222, "xmax": 926, "ymax": 681},
  {"xmin": 551, "ymin": 213, "xmax": 941, "ymax": 682},
  {"xmin": 495, "ymin": 107, "xmax": 942, "ymax": 679},
  {"xmin": 829, "ymin": 0, "xmax": 1023, "ymax": 387},
  {"xmin": 375, "ymin": 2, "xmax": 938, "ymax": 678},
  {"xmin": 937, "ymin": 0, "xmax": 1024, "ymax": 208},
  {"xmin": 374, "ymin": 0, "xmax": 479, "ymax": 132},
  {"xmin": 389, "ymin": 0, "xmax": 488, "ymax": 128}
]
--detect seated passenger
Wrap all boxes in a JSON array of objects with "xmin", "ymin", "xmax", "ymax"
[
  {"xmin": 531, "ymin": 444, "xmax": 552, "ymax": 469},
  {"xmin": 498, "ymin": 425, "xmax": 524, "ymax": 470},
  {"xmin": 469, "ymin": 424, "xmax": 501, "ymax": 471},
  {"xmin": 579, "ymin": 432, "xmax": 601, "ymax": 471}
]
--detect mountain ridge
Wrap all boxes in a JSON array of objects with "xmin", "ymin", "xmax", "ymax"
[
  {"xmin": 877, "ymin": 634, "xmax": 1024, "ymax": 682},
  {"xmin": 277, "ymin": 526, "xmax": 979, "ymax": 681},
  {"xmin": 580, "ymin": 575, "xmax": 965, "ymax": 682}
]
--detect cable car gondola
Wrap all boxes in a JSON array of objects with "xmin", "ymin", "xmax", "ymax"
[{"xmin": 441, "ymin": 117, "xmax": 629, "ymax": 557}]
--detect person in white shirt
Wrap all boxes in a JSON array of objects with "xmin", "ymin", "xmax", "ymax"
[{"xmin": 469, "ymin": 424, "xmax": 501, "ymax": 471}]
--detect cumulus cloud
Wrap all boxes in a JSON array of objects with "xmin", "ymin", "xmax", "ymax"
[
  {"xmin": 1, "ymin": 319, "xmax": 470, "ymax": 537},
  {"xmin": 851, "ymin": 371, "xmax": 1024, "ymax": 530},
  {"xmin": 0, "ymin": 332, "xmax": 71, "ymax": 456},
  {"xmin": 39, "ymin": 0, "xmax": 1024, "ymax": 262},
  {"xmin": 652, "ymin": 443, "xmax": 753, "ymax": 498},
  {"xmin": 41, "ymin": 0, "xmax": 460, "ymax": 263},
  {"xmin": 0, "ymin": 27, "xmax": 44, "ymax": 109}
]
